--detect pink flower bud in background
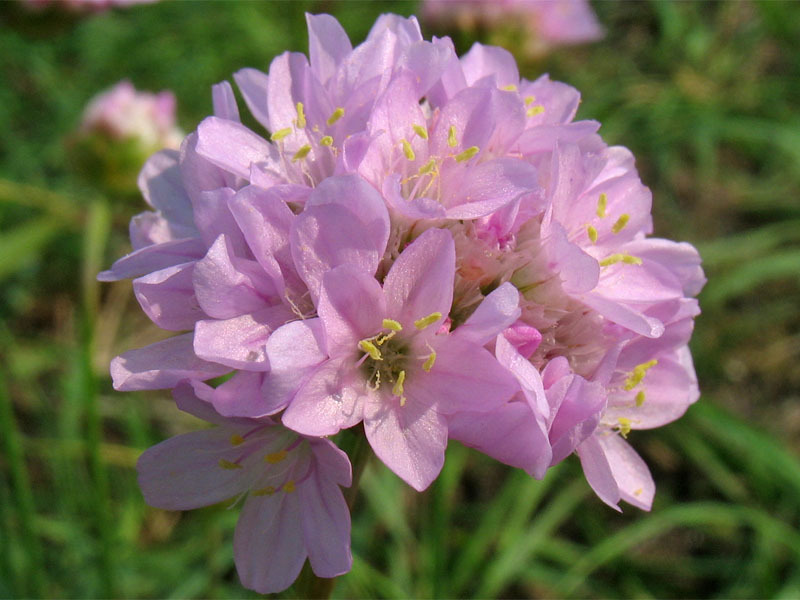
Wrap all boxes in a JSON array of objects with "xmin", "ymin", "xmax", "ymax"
[
  {"xmin": 80, "ymin": 80, "xmax": 183, "ymax": 151},
  {"xmin": 423, "ymin": 0, "xmax": 604, "ymax": 57}
]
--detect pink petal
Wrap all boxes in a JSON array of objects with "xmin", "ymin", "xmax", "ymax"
[
  {"xmin": 306, "ymin": 13, "xmax": 353, "ymax": 85},
  {"xmin": 299, "ymin": 468, "xmax": 353, "ymax": 578},
  {"xmin": 137, "ymin": 149, "xmax": 194, "ymax": 229},
  {"xmin": 408, "ymin": 335, "xmax": 518, "ymax": 415},
  {"xmin": 110, "ymin": 333, "xmax": 230, "ymax": 391},
  {"xmin": 546, "ymin": 374, "xmax": 606, "ymax": 464},
  {"xmin": 212, "ymin": 81, "xmax": 240, "ymax": 123},
  {"xmin": 195, "ymin": 116, "xmax": 276, "ymax": 180},
  {"xmin": 460, "ymin": 43, "xmax": 519, "ymax": 88},
  {"xmin": 444, "ymin": 158, "xmax": 538, "ymax": 219},
  {"xmin": 290, "ymin": 203, "xmax": 386, "ymax": 303},
  {"xmin": 133, "ymin": 262, "xmax": 204, "ymax": 331},
  {"xmin": 234, "ymin": 492, "xmax": 306, "ymax": 594},
  {"xmin": 191, "ymin": 187, "xmax": 250, "ymax": 258},
  {"xmin": 207, "ymin": 371, "xmax": 270, "ymax": 419},
  {"xmin": 318, "ymin": 264, "xmax": 385, "ymax": 354},
  {"xmin": 454, "ymin": 282, "xmax": 520, "ymax": 346},
  {"xmin": 281, "ymin": 357, "xmax": 366, "ymax": 437},
  {"xmin": 233, "ymin": 68, "xmax": 270, "ymax": 131},
  {"xmin": 193, "ymin": 304, "xmax": 293, "ymax": 371},
  {"xmin": 193, "ymin": 235, "xmax": 281, "ymax": 320},
  {"xmin": 364, "ymin": 394, "xmax": 448, "ymax": 491},
  {"xmin": 596, "ymin": 435, "xmax": 655, "ymax": 511},
  {"xmin": 577, "ymin": 435, "xmax": 621, "ymax": 512},
  {"xmin": 383, "ymin": 228, "xmax": 455, "ymax": 329},
  {"xmin": 98, "ymin": 237, "xmax": 205, "ymax": 282},
  {"xmin": 136, "ymin": 428, "xmax": 254, "ymax": 511},
  {"xmin": 449, "ymin": 400, "xmax": 552, "ymax": 479},
  {"xmin": 262, "ymin": 319, "xmax": 328, "ymax": 415},
  {"xmin": 308, "ymin": 438, "xmax": 353, "ymax": 488}
]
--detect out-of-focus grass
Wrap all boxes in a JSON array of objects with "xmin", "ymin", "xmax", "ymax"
[{"xmin": 0, "ymin": 1, "xmax": 798, "ymax": 598}]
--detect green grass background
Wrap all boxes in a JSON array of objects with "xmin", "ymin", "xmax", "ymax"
[{"xmin": 1, "ymin": 1, "xmax": 799, "ymax": 597}]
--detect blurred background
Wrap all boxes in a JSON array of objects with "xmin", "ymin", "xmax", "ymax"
[{"xmin": 1, "ymin": 1, "xmax": 799, "ymax": 597}]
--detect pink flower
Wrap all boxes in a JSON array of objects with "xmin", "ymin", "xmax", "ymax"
[
  {"xmin": 80, "ymin": 80, "xmax": 182, "ymax": 151},
  {"xmin": 138, "ymin": 382, "xmax": 352, "ymax": 594},
  {"xmin": 267, "ymin": 228, "xmax": 519, "ymax": 491},
  {"xmin": 423, "ymin": 0, "xmax": 604, "ymax": 56}
]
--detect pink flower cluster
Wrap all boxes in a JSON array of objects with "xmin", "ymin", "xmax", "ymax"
[
  {"xmin": 80, "ymin": 80, "xmax": 183, "ymax": 152},
  {"xmin": 101, "ymin": 13, "xmax": 703, "ymax": 594},
  {"xmin": 423, "ymin": 0, "xmax": 604, "ymax": 56}
]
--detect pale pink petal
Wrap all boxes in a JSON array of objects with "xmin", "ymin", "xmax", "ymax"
[
  {"xmin": 137, "ymin": 428, "xmax": 254, "ymax": 511},
  {"xmin": 193, "ymin": 235, "xmax": 281, "ymax": 320},
  {"xmin": 383, "ymin": 228, "xmax": 455, "ymax": 329},
  {"xmin": 299, "ymin": 468, "xmax": 352, "ymax": 578},
  {"xmin": 577, "ymin": 435, "xmax": 621, "ymax": 512},
  {"xmin": 233, "ymin": 68, "xmax": 270, "ymax": 131},
  {"xmin": 133, "ymin": 262, "xmax": 202, "ymax": 331},
  {"xmin": 98, "ymin": 237, "xmax": 205, "ymax": 282},
  {"xmin": 191, "ymin": 187, "xmax": 250, "ymax": 258},
  {"xmin": 596, "ymin": 434, "xmax": 655, "ymax": 511},
  {"xmin": 262, "ymin": 319, "xmax": 328, "ymax": 415},
  {"xmin": 137, "ymin": 149, "xmax": 195, "ymax": 229},
  {"xmin": 282, "ymin": 357, "xmax": 366, "ymax": 437},
  {"xmin": 207, "ymin": 371, "xmax": 269, "ymax": 418},
  {"xmin": 110, "ymin": 334, "xmax": 230, "ymax": 391},
  {"xmin": 193, "ymin": 304, "xmax": 293, "ymax": 371},
  {"xmin": 308, "ymin": 438, "xmax": 353, "ymax": 488},
  {"xmin": 306, "ymin": 12, "xmax": 353, "ymax": 85},
  {"xmin": 546, "ymin": 374, "xmax": 606, "ymax": 464},
  {"xmin": 460, "ymin": 43, "xmax": 519, "ymax": 88},
  {"xmin": 444, "ymin": 158, "xmax": 538, "ymax": 219},
  {"xmin": 212, "ymin": 81, "xmax": 240, "ymax": 123},
  {"xmin": 317, "ymin": 264, "xmax": 385, "ymax": 354},
  {"xmin": 408, "ymin": 336, "xmax": 518, "ymax": 414},
  {"xmin": 454, "ymin": 282, "xmax": 520, "ymax": 346},
  {"xmin": 364, "ymin": 395, "xmax": 448, "ymax": 491},
  {"xmin": 291, "ymin": 204, "xmax": 386, "ymax": 302},
  {"xmin": 234, "ymin": 493, "xmax": 306, "ymax": 594},
  {"xmin": 195, "ymin": 116, "xmax": 276, "ymax": 180},
  {"xmin": 449, "ymin": 400, "xmax": 552, "ymax": 479}
]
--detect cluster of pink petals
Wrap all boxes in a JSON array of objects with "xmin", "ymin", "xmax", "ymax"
[
  {"xmin": 423, "ymin": 0, "xmax": 604, "ymax": 54},
  {"xmin": 103, "ymin": 13, "xmax": 703, "ymax": 593},
  {"xmin": 80, "ymin": 80, "xmax": 183, "ymax": 151}
]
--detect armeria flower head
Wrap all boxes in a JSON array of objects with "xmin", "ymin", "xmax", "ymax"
[
  {"xmin": 138, "ymin": 381, "xmax": 352, "ymax": 594},
  {"xmin": 103, "ymin": 11, "xmax": 705, "ymax": 595}
]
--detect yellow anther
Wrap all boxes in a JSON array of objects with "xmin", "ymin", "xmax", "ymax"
[
  {"xmin": 253, "ymin": 486, "xmax": 276, "ymax": 496},
  {"xmin": 596, "ymin": 192, "xmax": 608, "ymax": 218},
  {"xmin": 526, "ymin": 105, "xmax": 545, "ymax": 117},
  {"xmin": 634, "ymin": 488, "xmax": 643, "ymax": 496},
  {"xmin": 292, "ymin": 144, "xmax": 312, "ymax": 162},
  {"xmin": 320, "ymin": 135, "xmax": 334, "ymax": 146},
  {"xmin": 524, "ymin": 95, "xmax": 536, "ymax": 106},
  {"xmin": 326, "ymin": 107, "xmax": 345, "ymax": 126},
  {"xmin": 359, "ymin": 339, "xmax": 382, "ymax": 361},
  {"xmin": 448, "ymin": 125, "xmax": 458, "ymax": 148},
  {"xmin": 501, "ymin": 84, "xmax": 518, "ymax": 91},
  {"xmin": 612, "ymin": 213, "xmax": 630, "ymax": 234},
  {"xmin": 264, "ymin": 450, "xmax": 287, "ymax": 464},
  {"xmin": 414, "ymin": 312, "xmax": 442, "ymax": 330},
  {"xmin": 230, "ymin": 434, "xmax": 245, "ymax": 447},
  {"xmin": 392, "ymin": 370, "xmax": 406, "ymax": 398},
  {"xmin": 455, "ymin": 146, "xmax": 480, "ymax": 163},
  {"xmin": 412, "ymin": 124, "xmax": 429, "ymax": 140},
  {"xmin": 624, "ymin": 360, "xmax": 658, "ymax": 391},
  {"xmin": 616, "ymin": 417, "xmax": 632, "ymax": 438},
  {"xmin": 422, "ymin": 351, "xmax": 436, "ymax": 372},
  {"xmin": 382, "ymin": 318, "xmax": 403, "ymax": 332},
  {"xmin": 283, "ymin": 480, "xmax": 296, "ymax": 493},
  {"xmin": 635, "ymin": 390, "xmax": 646, "ymax": 407},
  {"xmin": 218, "ymin": 459, "xmax": 242, "ymax": 470},
  {"xmin": 401, "ymin": 138, "xmax": 416, "ymax": 161},
  {"xmin": 295, "ymin": 102, "xmax": 306, "ymax": 129},
  {"xmin": 270, "ymin": 127, "xmax": 292, "ymax": 142},
  {"xmin": 599, "ymin": 253, "xmax": 642, "ymax": 267},
  {"xmin": 587, "ymin": 225, "xmax": 598, "ymax": 244},
  {"xmin": 418, "ymin": 158, "xmax": 437, "ymax": 175}
]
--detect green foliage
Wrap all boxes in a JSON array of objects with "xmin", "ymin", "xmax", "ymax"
[{"xmin": 0, "ymin": 1, "xmax": 798, "ymax": 597}]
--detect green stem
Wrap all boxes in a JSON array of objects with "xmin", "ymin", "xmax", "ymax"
[{"xmin": 293, "ymin": 428, "xmax": 372, "ymax": 599}]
